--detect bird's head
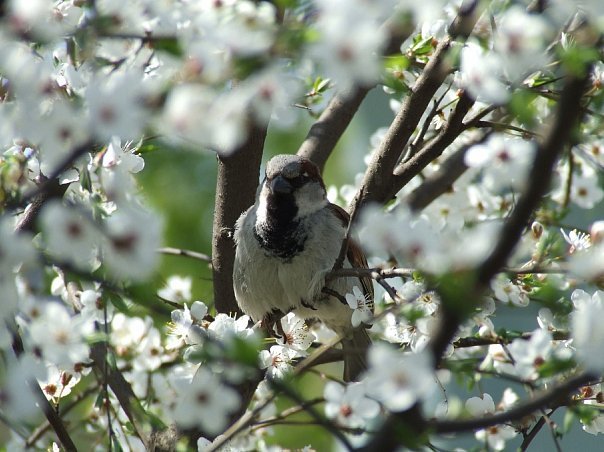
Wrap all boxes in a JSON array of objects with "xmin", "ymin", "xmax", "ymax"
[{"xmin": 257, "ymin": 155, "xmax": 327, "ymax": 222}]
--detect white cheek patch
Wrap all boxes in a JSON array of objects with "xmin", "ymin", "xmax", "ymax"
[
  {"xmin": 294, "ymin": 182, "xmax": 327, "ymax": 218},
  {"xmin": 255, "ymin": 185, "xmax": 270, "ymax": 226}
]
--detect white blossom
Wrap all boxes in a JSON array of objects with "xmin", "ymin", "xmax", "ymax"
[
  {"xmin": 276, "ymin": 313, "xmax": 315, "ymax": 355},
  {"xmin": 170, "ymin": 367, "xmax": 240, "ymax": 434},
  {"xmin": 28, "ymin": 302, "xmax": 92, "ymax": 367},
  {"xmin": 158, "ymin": 276, "xmax": 193, "ymax": 303},
  {"xmin": 572, "ymin": 289, "xmax": 604, "ymax": 372},
  {"xmin": 365, "ymin": 344, "xmax": 436, "ymax": 412},
  {"xmin": 324, "ymin": 382, "xmax": 380, "ymax": 428},
  {"xmin": 259, "ymin": 345, "xmax": 298, "ymax": 379},
  {"xmin": 345, "ymin": 286, "xmax": 374, "ymax": 327}
]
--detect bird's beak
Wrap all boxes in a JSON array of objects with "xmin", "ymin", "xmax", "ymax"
[{"xmin": 269, "ymin": 175, "xmax": 293, "ymax": 195}]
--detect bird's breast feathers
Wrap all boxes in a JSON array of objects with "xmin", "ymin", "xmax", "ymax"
[{"xmin": 233, "ymin": 206, "xmax": 346, "ymax": 322}]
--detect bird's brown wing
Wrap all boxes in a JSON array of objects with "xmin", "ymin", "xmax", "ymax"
[{"xmin": 328, "ymin": 203, "xmax": 374, "ymax": 307}]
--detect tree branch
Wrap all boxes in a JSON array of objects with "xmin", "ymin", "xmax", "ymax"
[
  {"xmin": 387, "ymin": 92, "xmax": 475, "ymax": 200},
  {"xmin": 297, "ymin": 87, "xmax": 371, "ymax": 172},
  {"xmin": 405, "ymin": 130, "xmax": 490, "ymax": 211},
  {"xmin": 360, "ymin": 62, "xmax": 593, "ymax": 452},
  {"xmin": 212, "ymin": 123, "xmax": 267, "ymax": 315},
  {"xmin": 351, "ymin": 1, "xmax": 479, "ymax": 211},
  {"xmin": 453, "ymin": 330, "xmax": 570, "ymax": 348},
  {"xmin": 431, "ymin": 373, "xmax": 594, "ymax": 434},
  {"xmin": 26, "ymin": 384, "xmax": 100, "ymax": 447},
  {"xmin": 429, "ymin": 69, "xmax": 592, "ymax": 365},
  {"xmin": 9, "ymin": 324, "xmax": 78, "ymax": 451},
  {"xmin": 157, "ymin": 246, "xmax": 212, "ymax": 264},
  {"xmin": 90, "ymin": 343, "xmax": 151, "ymax": 449},
  {"xmin": 296, "ymin": 18, "xmax": 412, "ymax": 172},
  {"xmin": 16, "ymin": 141, "xmax": 93, "ymax": 208}
]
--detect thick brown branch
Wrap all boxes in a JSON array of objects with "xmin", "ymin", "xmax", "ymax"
[
  {"xmin": 429, "ymin": 70, "xmax": 592, "ymax": 365},
  {"xmin": 476, "ymin": 74, "xmax": 591, "ymax": 288},
  {"xmin": 297, "ymin": 87, "xmax": 371, "ymax": 172},
  {"xmin": 352, "ymin": 2, "xmax": 479, "ymax": 211},
  {"xmin": 297, "ymin": 19, "xmax": 411, "ymax": 172},
  {"xmin": 388, "ymin": 92, "xmax": 475, "ymax": 200},
  {"xmin": 212, "ymin": 123, "xmax": 267, "ymax": 315}
]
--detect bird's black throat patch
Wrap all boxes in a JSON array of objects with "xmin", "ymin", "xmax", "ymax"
[{"xmin": 254, "ymin": 193, "xmax": 307, "ymax": 259}]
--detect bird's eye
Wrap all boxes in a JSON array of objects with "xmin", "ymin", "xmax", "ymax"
[{"xmin": 289, "ymin": 173, "xmax": 309, "ymax": 187}]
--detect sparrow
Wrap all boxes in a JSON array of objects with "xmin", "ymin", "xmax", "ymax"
[{"xmin": 232, "ymin": 154, "xmax": 373, "ymax": 381}]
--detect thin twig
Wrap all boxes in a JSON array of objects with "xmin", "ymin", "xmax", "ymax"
[
  {"xmin": 269, "ymin": 379, "xmax": 354, "ymax": 451},
  {"xmin": 90, "ymin": 343, "xmax": 151, "ymax": 449},
  {"xmin": 431, "ymin": 373, "xmax": 595, "ymax": 434},
  {"xmin": 18, "ymin": 141, "xmax": 93, "ymax": 208},
  {"xmin": 520, "ymin": 413, "xmax": 548, "ymax": 451},
  {"xmin": 207, "ymin": 337, "xmax": 342, "ymax": 451},
  {"xmin": 371, "ymin": 270, "xmax": 400, "ymax": 302},
  {"xmin": 472, "ymin": 120, "xmax": 541, "ymax": 138},
  {"xmin": 157, "ymin": 247, "xmax": 212, "ymax": 263},
  {"xmin": 252, "ymin": 397, "xmax": 324, "ymax": 429},
  {"xmin": 26, "ymin": 384, "xmax": 100, "ymax": 447},
  {"xmin": 453, "ymin": 330, "xmax": 570, "ymax": 348},
  {"xmin": 103, "ymin": 301, "xmax": 114, "ymax": 451},
  {"xmin": 406, "ymin": 131, "xmax": 491, "ymax": 211},
  {"xmin": 329, "ymin": 264, "xmax": 568, "ymax": 281},
  {"xmin": 542, "ymin": 409, "xmax": 563, "ymax": 452}
]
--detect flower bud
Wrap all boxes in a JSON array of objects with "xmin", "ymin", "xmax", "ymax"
[
  {"xmin": 590, "ymin": 221, "xmax": 604, "ymax": 244},
  {"xmin": 531, "ymin": 221, "xmax": 544, "ymax": 240}
]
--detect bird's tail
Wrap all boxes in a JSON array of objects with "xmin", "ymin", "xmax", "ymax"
[{"xmin": 342, "ymin": 327, "xmax": 371, "ymax": 382}]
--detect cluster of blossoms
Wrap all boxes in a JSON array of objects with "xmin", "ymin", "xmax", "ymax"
[{"xmin": 0, "ymin": 0, "xmax": 602, "ymax": 450}]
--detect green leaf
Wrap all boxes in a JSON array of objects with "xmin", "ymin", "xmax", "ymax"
[
  {"xmin": 80, "ymin": 165, "xmax": 93, "ymax": 192},
  {"xmin": 106, "ymin": 351, "xmax": 118, "ymax": 369},
  {"xmin": 563, "ymin": 408, "xmax": 576, "ymax": 434},
  {"xmin": 147, "ymin": 412, "xmax": 168, "ymax": 431},
  {"xmin": 410, "ymin": 35, "xmax": 434, "ymax": 56},
  {"xmin": 151, "ymin": 38, "xmax": 183, "ymax": 57},
  {"xmin": 382, "ymin": 72, "xmax": 410, "ymax": 94},
  {"xmin": 537, "ymin": 357, "xmax": 575, "ymax": 378},
  {"xmin": 111, "ymin": 435, "xmax": 124, "ymax": 452},
  {"xmin": 108, "ymin": 293, "xmax": 130, "ymax": 314},
  {"xmin": 94, "ymin": 390, "xmax": 105, "ymax": 409},
  {"xmin": 509, "ymin": 90, "xmax": 538, "ymax": 127},
  {"xmin": 570, "ymin": 403, "xmax": 599, "ymax": 426},
  {"xmin": 312, "ymin": 77, "xmax": 331, "ymax": 94},
  {"xmin": 559, "ymin": 45, "xmax": 600, "ymax": 77},
  {"xmin": 384, "ymin": 55, "xmax": 411, "ymax": 72},
  {"xmin": 225, "ymin": 335, "xmax": 262, "ymax": 367}
]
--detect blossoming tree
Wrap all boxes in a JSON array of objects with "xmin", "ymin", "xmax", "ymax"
[{"xmin": 0, "ymin": 0, "xmax": 603, "ymax": 450}]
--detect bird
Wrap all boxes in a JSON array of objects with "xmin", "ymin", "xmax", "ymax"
[{"xmin": 232, "ymin": 154, "xmax": 373, "ymax": 381}]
